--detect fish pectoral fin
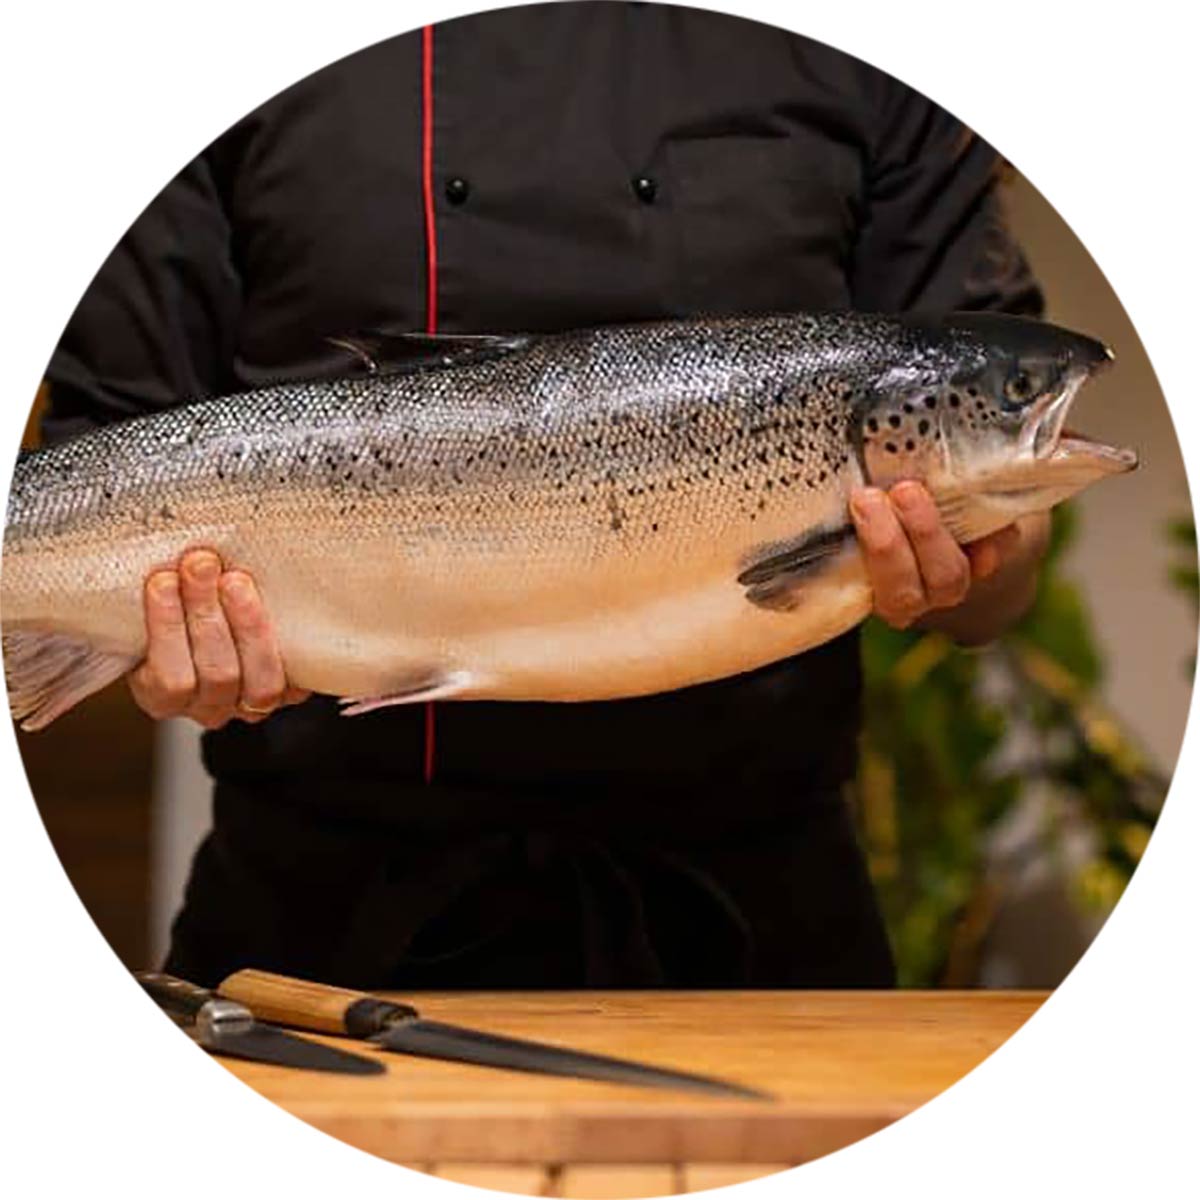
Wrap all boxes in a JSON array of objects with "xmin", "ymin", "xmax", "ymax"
[
  {"xmin": 2, "ymin": 630, "xmax": 138, "ymax": 731},
  {"xmin": 738, "ymin": 525, "xmax": 855, "ymax": 612},
  {"xmin": 338, "ymin": 669, "xmax": 475, "ymax": 716},
  {"xmin": 325, "ymin": 331, "xmax": 533, "ymax": 377},
  {"xmin": 931, "ymin": 492, "xmax": 975, "ymax": 542}
]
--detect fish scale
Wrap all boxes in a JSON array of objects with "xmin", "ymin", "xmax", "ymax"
[{"xmin": 2, "ymin": 311, "xmax": 1134, "ymax": 730}]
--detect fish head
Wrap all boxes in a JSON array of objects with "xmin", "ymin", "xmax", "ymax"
[{"xmin": 858, "ymin": 312, "xmax": 1137, "ymax": 543}]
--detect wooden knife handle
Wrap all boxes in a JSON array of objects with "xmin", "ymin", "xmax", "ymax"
[{"xmin": 218, "ymin": 968, "xmax": 416, "ymax": 1036}]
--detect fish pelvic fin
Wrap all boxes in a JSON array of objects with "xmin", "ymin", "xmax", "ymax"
[
  {"xmin": 738, "ymin": 525, "xmax": 856, "ymax": 612},
  {"xmin": 2, "ymin": 630, "xmax": 137, "ymax": 731},
  {"xmin": 338, "ymin": 669, "xmax": 475, "ymax": 716}
]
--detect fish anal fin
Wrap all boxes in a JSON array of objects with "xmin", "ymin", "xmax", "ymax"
[
  {"xmin": 738, "ymin": 525, "xmax": 855, "ymax": 612},
  {"xmin": 324, "ymin": 331, "xmax": 532, "ymax": 377},
  {"xmin": 3, "ymin": 630, "xmax": 138, "ymax": 731},
  {"xmin": 339, "ymin": 669, "xmax": 474, "ymax": 717}
]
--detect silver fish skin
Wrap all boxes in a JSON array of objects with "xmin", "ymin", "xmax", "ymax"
[{"xmin": 2, "ymin": 311, "xmax": 1135, "ymax": 730}]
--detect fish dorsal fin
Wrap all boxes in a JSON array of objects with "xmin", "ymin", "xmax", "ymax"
[{"xmin": 324, "ymin": 331, "xmax": 533, "ymax": 376}]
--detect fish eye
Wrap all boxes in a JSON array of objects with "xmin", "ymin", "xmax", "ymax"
[{"xmin": 1003, "ymin": 369, "xmax": 1038, "ymax": 405}]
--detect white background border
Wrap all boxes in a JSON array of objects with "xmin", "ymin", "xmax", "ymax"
[{"xmin": 2, "ymin": 2, "xmax": 1197, "ymax": 1196}]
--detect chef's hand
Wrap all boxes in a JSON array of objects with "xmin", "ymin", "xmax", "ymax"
[
  {"xmin": 129, "ymin": 549, "xmax": 311, "ymax": 728},
  {"xmin": 849, "ymin": 481, "xmax": 1050, "ymax": 645}
]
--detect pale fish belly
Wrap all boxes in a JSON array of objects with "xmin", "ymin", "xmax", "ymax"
[
  {"xmin": 447, "ymin": 552, "xmax": 874, "ymax": 701},
  {"xmin": 268, "ymin": 539, "xmax": 873, "ymax": 704}
]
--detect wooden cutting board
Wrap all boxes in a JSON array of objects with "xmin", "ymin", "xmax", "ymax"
[{"xmin": 218, "ymin": 990, "xmax": 1045, "ymax": 1171}]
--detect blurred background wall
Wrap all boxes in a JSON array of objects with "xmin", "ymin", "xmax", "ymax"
[
  {"xmin": 13, "ymin": 171, "xmax": 1194, "ymax": 980},
  {"xmin": 1007, "ymin": 176, "xmax": 1193, "ymax": 772}
]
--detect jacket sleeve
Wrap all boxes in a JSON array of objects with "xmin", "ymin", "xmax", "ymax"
[
  {"xmin": 42, "ymin": 152, "xmax": 241, "ymax": 445},
  {"xmin": 849, "ymin": 79, "xmax": 1044, "ymax": 318}
]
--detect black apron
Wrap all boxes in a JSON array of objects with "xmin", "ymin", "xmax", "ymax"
[{"xmin": 166, "ymin": 636, "xmax": 895, "ymax": 989}]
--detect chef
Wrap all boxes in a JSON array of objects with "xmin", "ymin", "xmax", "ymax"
[{"xmin": 45, "ymin": 2, "xmax": 1048, "ymax": 989}]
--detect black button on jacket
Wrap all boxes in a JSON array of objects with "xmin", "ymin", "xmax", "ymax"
[{"xmin": 44, "ymin": 2, "xmax": 1041, "ymax": 990}]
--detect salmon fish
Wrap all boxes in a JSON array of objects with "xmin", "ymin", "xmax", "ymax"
[{"xmin": 2, "ymin": 311, "xmax": 1136, "ymax": 730}]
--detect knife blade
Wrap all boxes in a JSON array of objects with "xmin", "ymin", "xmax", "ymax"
[
  {"xmin": 217, "ymin": 968, "xmax": 770, "ymax": 1099},
  {"xmin": 136, "ymin": 971, "xmax": 385, "ymax": 1076}
]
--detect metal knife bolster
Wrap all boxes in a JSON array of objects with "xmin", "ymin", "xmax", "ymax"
[
  {"xmin": 136, "ymin": 972, "xmax": 255, "ymax": 1040},
  {"xmin": 344, "ymin": 997, "xmax": 419, "ymax": 1038},
  {"xmin": 137, "ymin": 970, "xmax": 388, "ymax": 1075}
]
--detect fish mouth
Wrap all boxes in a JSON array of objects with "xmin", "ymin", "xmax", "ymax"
[{"xmin": 1025, "ymin": 366, "xmax": 1138, "ymax": 476}]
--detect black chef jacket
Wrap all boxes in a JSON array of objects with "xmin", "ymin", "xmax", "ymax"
[{"xmin": 44, "ymin": 2, "xmax": 1042, "ymax": 990}]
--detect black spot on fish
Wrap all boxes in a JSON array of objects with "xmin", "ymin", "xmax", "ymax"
[
  {"xmin": 867, "ymin": 417, "xmax": 879, "ymax": 433},
  {"xmin": 949, "ymin": 394, "xmax": 961, "ymax": 409},
  {"xmin": 918, "ymin": 419, "xmax": 930, "ymax": 435},
  {"xmin": 905, "ymin": 439, "xmax": 915, "ymax": 452},
  {"xmin": 888, "ymin": 415, "xmax": 901, "ymax": 429},
  {"xmin": 885, "ymin": 442, "xmax": 898, "ymax": 454},
  {"xmin": 902, "ymin": 402, "xmax": 914, "ymax": 415},
  {"xmin": 924, "ymin": 395, "xmax": 937, "ymax": 409}
]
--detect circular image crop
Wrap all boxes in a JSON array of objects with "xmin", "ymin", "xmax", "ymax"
[{"xmin": 4, "ymin": 3, "xmax": 1192, "ymax": 1193}]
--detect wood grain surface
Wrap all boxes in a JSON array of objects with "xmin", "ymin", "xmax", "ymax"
[
  {"xmin": 217, "ymin": 990, "xmax": 1045, "ymax": 1180},
  {"xmin": 418, "ymin": 1162, "xmax": 796, "ymax": 1196}
]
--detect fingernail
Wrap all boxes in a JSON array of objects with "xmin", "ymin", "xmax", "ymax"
[
  {"xmin": 221, "ymin": 572, "xmax": 254, "ymax": 602},
  {"xmin": 891, "ymin": 481, "xmax": 924, "ymax": 513},
  {"xmin": 185, "ymin": 551, "xmax": 220, "ymax": 581},
  {"xmin": 851, "ymin": 488, "xmax": 884, "ymax": 522},
  {"xmin": 149, "ymin": 572, "xmax": 177, "ymax": 600}
]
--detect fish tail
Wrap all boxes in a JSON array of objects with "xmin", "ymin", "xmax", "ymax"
[{"xmin": 2, "ymin": 629, "xmax": 137, "ymax": 731}]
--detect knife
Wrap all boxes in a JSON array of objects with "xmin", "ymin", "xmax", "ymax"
[
  {"xmin": 136, "ymin": 971, "xmax": 385, "ymax": 1076},
  {"xmin": 218, "ymin": 968, "xmax": 770, "ymax": 1099}
]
